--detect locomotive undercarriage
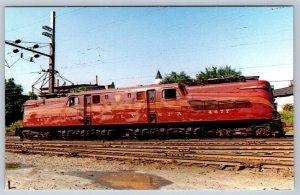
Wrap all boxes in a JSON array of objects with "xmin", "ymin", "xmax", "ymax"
[{"xmin": 18, "ymin": 120, "xmax": 284, "ymax": 140}]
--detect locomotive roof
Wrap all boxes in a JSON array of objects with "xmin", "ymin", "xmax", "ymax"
[
  {"xmin": 68, "ymin": 83, "xmax": 183, "ymax": 96},
  {"xmin": 68, "ymin": 79, "xmax": 269, "ymax": 96}
]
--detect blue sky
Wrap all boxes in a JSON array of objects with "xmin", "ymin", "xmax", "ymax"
[{"xmin": 5, "ymin": 6, "xmax": 293, "ymax": 98}]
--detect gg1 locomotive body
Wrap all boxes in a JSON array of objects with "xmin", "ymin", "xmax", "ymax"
[{"xmin": 17, "ymin": 79, "xmax": 284, "ymax": 139}]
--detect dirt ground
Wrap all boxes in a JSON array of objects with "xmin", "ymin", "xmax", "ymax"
[{"xmin": 5, "ymin": 152, "xmax": 294, "ymax": 190}]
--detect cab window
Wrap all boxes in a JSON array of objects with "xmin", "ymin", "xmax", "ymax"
[
  {"xmin": 92, "ymin": 95, "xmax": 100, "ymax": 104},
  {"xmin": 136, "ymin": 91, "xmax": 145, "ymax": 101},
  {"xmin": 69, "ymin": 96, "xmax": 79, "ymax": 106},
  {"xmin": 163, "ymin": 88, "xmax": 178, "ymax": 99}
]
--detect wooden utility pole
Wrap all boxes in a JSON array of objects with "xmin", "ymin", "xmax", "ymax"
[
  {"xmin": 48, "ymin": 11, "xmax": 56, "ymax": 94},
  {"xmin": 5, "ymin": 11, "xmax": 57, "ymax": 96},
  {"xmin": 42, "ymin": 11, "xmax": 56, "ymax": 94}
]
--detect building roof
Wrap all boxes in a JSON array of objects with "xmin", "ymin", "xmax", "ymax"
[{"xmin": 155, "ymin": 70, "xmax": 162, "ymax": 79}]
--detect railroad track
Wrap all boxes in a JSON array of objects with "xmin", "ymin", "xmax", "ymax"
[{"xmin": 5, "ymin": 138, "xmax": 294, "ymax": 172}]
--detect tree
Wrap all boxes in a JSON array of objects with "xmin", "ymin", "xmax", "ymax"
[
  {"xmin": 28, "ymin": 91, "xmax": 38, "ymax": 100},
  {"xmin": 280, "ymin": 103, "xmax": 294, "ymax": 127},
  {"xmin": 196, "ymin": 65, "xmax": 242, "ymax": 81},
  {"xmin": 69, "ymin": 86, "xmax": 88, "ymax": 93},
  {"xmin": 282, "ymin": 103, "xmax": 293, "ymax": 112},
  {"xmin": 5, "ymin": 78, "xmax": 28, "ymax": 126},
  {"xmin": 160, "ymin": 71, "xmax": 192, "ymax": 84}
]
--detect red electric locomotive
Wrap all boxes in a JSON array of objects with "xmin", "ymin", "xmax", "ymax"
[{"xmin": 17, "ymin": 78, "xmax": 284, "ymax": 139}]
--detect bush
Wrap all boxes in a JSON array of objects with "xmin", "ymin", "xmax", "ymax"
[
  {"xmin": 282, "ymin": 103, "xmax": 293, "ymax": 111},
  {"xmin": 6, "ymin": 120, "xmax": 22, "ymax": 133},
  {"xmin": 280, "ymin": 110, "xmax": 293, "ymax": 127},
  {"xmin": 70, "ymin": 87, "xmax": 87, "ymax": 93}
]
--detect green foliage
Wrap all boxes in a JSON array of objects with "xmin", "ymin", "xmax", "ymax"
[
  {"xmin": 6, "ymin": 120, "xmax": 22, "ymax": 133},
  {"xmin": 282, "ymin": 103, "xmax": 293, "ymax": 111},
  {"xmin": 70, "ymin": 86, "xmax": 88, "ymax": 93},
  {"xmin": 280, "ymin": 110, "xmax": 293, "ymax": 127},
  {"xmin": 5, "ymin": 78, "xmax": 29, "ymax": 126},
  {"xmin": 196, "ymin": 65, "xmax": 242, "ymax": 81},
  {"xmin": 160, "ymin": 71, "xmax": 192, "ymax": 84},
  {"xmin": 28, "ymin": 91, "xmax": 38, "ymax": 100},
  {"xmin": 280, "ymin": 103, "xmax": 294, "ymax": 127}
]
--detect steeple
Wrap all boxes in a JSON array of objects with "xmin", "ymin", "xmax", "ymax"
[{"xmin": 155, "ymin": 70, "xmax": 162, "ymax": 84}]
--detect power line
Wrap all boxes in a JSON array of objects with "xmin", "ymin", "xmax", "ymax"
[
  {"xmin": 56, "ymin": 8, "xmax": 231, "ymax": 54},
  {"xmin": 269, "ymin": 80, "xmax": 293, "ymax": 82},
  {"xmin": 6, "ymin": 15, "xmax": 50, "ymax": 33},
  {"xmin": 238, "ymin": 63, "xmax": 292, "ymax": 69},
  {"xmin": 55, "ymin": 6, "xmax": 292, "ymax": 65},
  {"xmin": 56, "ymin": 7, "xmax": 86, "ymax": 18},
  {"xmin": 6, "ymin": 8, "xmax": 293, "ymax": 90},
  {"xmin": 93, "ymin": 64, "xmax": 292, "ymax": 83},
  {"xmin": 5, "ymin": 7, "xmax": 83, "ymax": 33},
  {"xmin": 55, "ymin": 8, "xmax": 292, "ymax": 67},
  {"xmin": 57, "ymin": 36, "xmax": 292, "ymax": 70},
  {"xmin": 5, "ymin": 57, "xmax": 21, "ymax": 68},
  {"xmin": 5, "ymin": 40, "xmax": 49, "ymax": 45},
  {"xmin": 56, "ymin": 8, "xmax": 164, "ymax": 53}
]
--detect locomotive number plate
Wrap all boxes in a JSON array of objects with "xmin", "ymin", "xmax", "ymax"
[{"xmin": 208, "ymin": 109, "xmax": 230, "ymax": 114}]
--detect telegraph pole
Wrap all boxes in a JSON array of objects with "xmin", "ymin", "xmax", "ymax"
[
  {"xmin": 5, "ymin": 10, "xmax": 56, "ymax": 95},
  {"xmin": 45, "ymin": 11, "xmax": 56, "ymax": 94},
  {"xmin": 5, "ymin": 11, "xmax": 77, "ymax": 97}
]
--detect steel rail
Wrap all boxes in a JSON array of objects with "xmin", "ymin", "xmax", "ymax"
[
  {"xmin": 6, "ymin": 147, "xmax": 293, "ymax": 171},
  {"xmin": 5, "ymin": 143, "xmax": 293, "ymax": 157},
  {"xmin": 5, "ymin": 137, "xmax": 294, "ymax": 145},
  {"xmin": 6, "ymin": 144, "xmax": 294, "ymax": 170},
  {"xmin": 5, "ymin": 139, "xmax": 294, "ymax": 146},
  {"xmin": 5, "ymin": 138, "xmax": 294, "ymax": 172}
]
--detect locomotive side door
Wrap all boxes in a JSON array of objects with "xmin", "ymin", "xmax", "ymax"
[
  {"xmin": 84, "ymin": 95, "xmax": 92, "ymax": 125},
  {"xmin": 147, "ymin": 89, "xmax": 156, "ymax": 124}
]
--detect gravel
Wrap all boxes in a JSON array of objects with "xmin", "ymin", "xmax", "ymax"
[{"xmin": 5, "ymin": 152, "xmax": 294, "ymax": 190}]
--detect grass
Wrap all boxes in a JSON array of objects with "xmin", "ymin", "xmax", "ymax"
[{"xmin": 5, "ymin": 120, "xmax": 22, "ymax": 135}]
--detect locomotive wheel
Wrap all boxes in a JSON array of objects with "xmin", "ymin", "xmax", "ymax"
[
  {"xmin": 22, "ymin": 130, "xmax": 30, "ymax": 139},
  {"xmin": 255, "ymin": 126, "xmax": 271, "ymax": 137},
  {"xmin": 184, "ymin": 127, "xmax": 194, "ymax": 138},
  {"xmin": 133, "ymin": 129, "xmax": 140, "ymax": 139},
  {"xmin": 193, "ymin": 127, "xmax": 205, "ymax": 138},
  {"xmin": 38, "ymin": 132, "xmax": 51, "ymax": 140},
  {"xmin": 150, "ymin": 128, "xmax": 159, "ymax": 139},
  {"xmin": 158, "ymin": 128, "xmax": 167, "ymax": 140},
  {"xmin": 217, "ymin": 128, "xmax": 232, "ymax": 137},
  {"xmin": 61, "ymin": 130, "xmax": 68, "ymax": 140},
  {"xmin": 133, "ymin": 129, "xmax": 149, "ymax": 140},
  {"xmin": 107, "ymin": 129, "xmax": 120, "ymax": 139}
]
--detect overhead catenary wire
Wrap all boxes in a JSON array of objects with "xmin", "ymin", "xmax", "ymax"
[
  {"xmin": 5, "ymin": 7, "xmax": 84, "ymax": 33},
  {"xmin": 56, "ymin": 6, "xmax": 289, "ymax": 57},
  {"xmin": 55, "ymin": 8, "xmax": 292, "ymax": 67},
  {"xmin": 60, "ymin": 8, "xmax": 163, "ymax": 44},
  {"xmin": 5, "ymin": 7, "xmax": 292, "ymax": 92},
  {"xmin": 57, "ymin": 37, "xmax": 292, "ymax": 70},
  {"xmin": 6, "ymin": 8, "xmax": 290, "ymax": 72}
]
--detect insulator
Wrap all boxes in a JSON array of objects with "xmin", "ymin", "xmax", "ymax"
[
  {"xmin": 33, "ymin": 44, "xmax": 39, "ymax": 48},
  {"xmin": 34, "ymin": 54, "xmax": 40, "ymax": 58},
  {"xmin": 20, "ymin": 53, "xmax": 23, "ymax": 58},
  {"xmin": 14, "ymin": 39, "xmax": 21, "ymax": 44},
  {"xmin": 13, "ymin": 49, "xmax": 19, "ymax": 53},
  {"xmin": 29, "ymin": 57, "xmax": 34, "ymax": 62}
]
